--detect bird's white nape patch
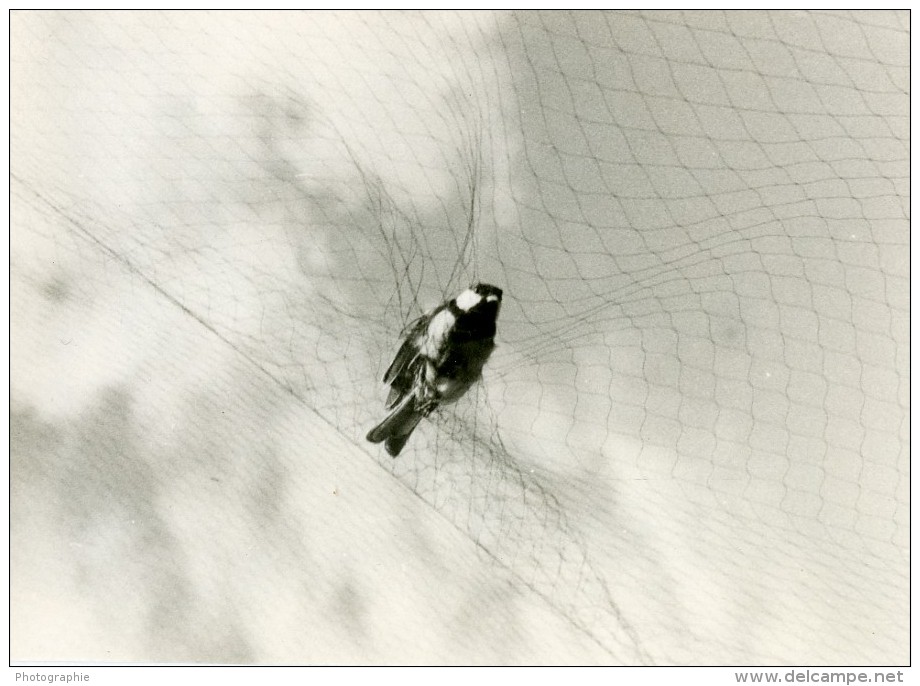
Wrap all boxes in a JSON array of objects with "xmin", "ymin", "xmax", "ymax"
[{"xmin": 455, "ymin": 289, "xmax": 482, "ymax": 312}]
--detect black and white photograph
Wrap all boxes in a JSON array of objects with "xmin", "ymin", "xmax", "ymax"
[{"xmin": 9, "ymin": 10, "xmax": 909, "ymax": 671}]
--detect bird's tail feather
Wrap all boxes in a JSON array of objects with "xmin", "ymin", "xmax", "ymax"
[{"xmin": 366, "ymin": 393, "xmax": 424, "ymax": 457}]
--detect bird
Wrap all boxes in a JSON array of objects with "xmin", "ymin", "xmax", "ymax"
[{"xmin": 367, "ymin": 283, "xmax": 503, "ymax": 456}]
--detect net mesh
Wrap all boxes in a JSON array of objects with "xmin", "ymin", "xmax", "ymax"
[{"xmin": 11, "ymin": 10, "xmax": 908, "ymax": 663}]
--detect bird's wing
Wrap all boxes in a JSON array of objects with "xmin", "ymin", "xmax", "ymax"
[{"xmin": 382, "ymin": 313, "xmax": 430, "ymax": 385}]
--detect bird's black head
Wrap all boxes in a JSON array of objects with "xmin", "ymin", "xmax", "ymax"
[
  {"xmin": 454, "ymin": 283, "xmax": 502, "ymax": 312},
  {"xmin": 451, "ymin": 283, "xmax": 502, "ymax": 339},
  {"xmin": 472, "ymin": 283, "xmax": 502, "ymax": 303}
]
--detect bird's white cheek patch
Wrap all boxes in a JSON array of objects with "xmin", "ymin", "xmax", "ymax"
[
  {"xmin": 422, "ymin": 310, "xmax": 455, "ymax": 358},
  {"xmin": 455, "ymin": 289, "xmax": 481, "ymax": 311}
]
